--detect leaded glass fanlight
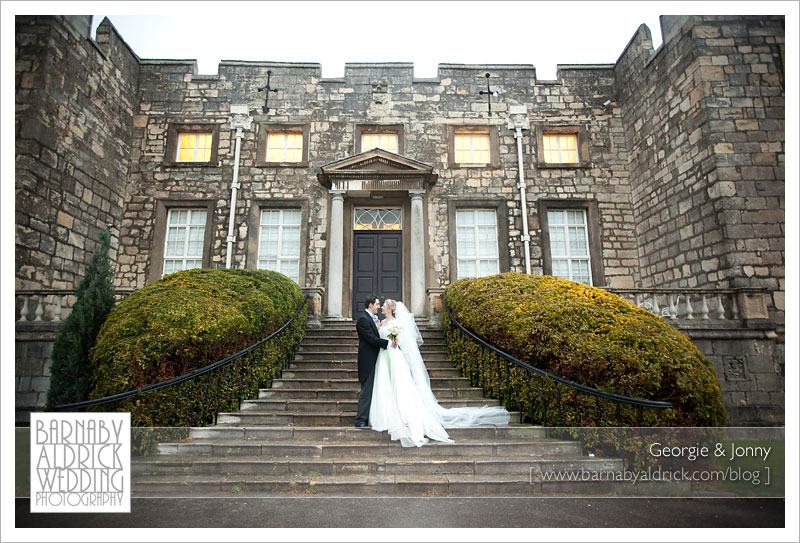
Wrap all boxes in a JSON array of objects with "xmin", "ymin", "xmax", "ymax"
[{"xmin": 354, "ymin": 208, "xmax": 402, "ymax": 230}]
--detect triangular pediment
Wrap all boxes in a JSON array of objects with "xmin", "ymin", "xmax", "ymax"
[{"xmin": 320, "ymin": 148, "xmax": 434, "ymax": 175}]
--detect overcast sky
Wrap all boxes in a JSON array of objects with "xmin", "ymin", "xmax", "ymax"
[{"xmin": 87, "ymin": 1, "xmax": 674, "ymax": 80}]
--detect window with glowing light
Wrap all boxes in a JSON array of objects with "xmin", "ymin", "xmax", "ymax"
[
  {"xmin": 542, "ymin": 133, "xmax": 579, "ymax": 164},
  {"xmin": 454, "ymin": 131, "xmax": 491, "ymax": 164}
]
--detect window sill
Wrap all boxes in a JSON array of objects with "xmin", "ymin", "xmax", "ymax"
[
  {"xmin": 162, "ymin": 161, "xmax": 221, "ymax": 168},
  {"xmin": 256, "ymin": 161, "xmax": 309, "ymax": 168},
  {"xmin": 537, "ymin": 161, "xmax": 589, "ymax": 169}
]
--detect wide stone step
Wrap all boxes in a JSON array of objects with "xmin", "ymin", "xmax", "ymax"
[
  {"xmin": 258, "ymin": 387, "xmax": 486, "ymax": 400},
  {"xmin": 287, "ymin": 359, "xmax": 456, "ymax": 370},
  {"xmin": 293, "ymin": 352, "xmax": 449, "ymax": 362},
  {"xmin": 271, "ymin": 376, "xmax": 472, "ymax": 390},
  {"xmin": 296, "ymin": 345, "xmax": 447, "ymax": 355},
  {"xmin": 133, "ymin": 464, "xmax": 680, "ymax": 497},
  {"xmin": 184, "ymin": 425, "xmax": 547, "ymax": 442},
  {"xmin": 216, "ymin": 410, "xmax": 519, "ymax": 427},
  {"xmin": 150, "ymin": 439, "xmax": 582, "ymax": 458},
  {"xmin": 133, "ymin": 453, "xmax": 619, "ymax": 478},
  {"xmin": 299, "ymin": 339, "xmax": 446, "ymax": 347},
  {"xmin": 239, "ymin": 397, "xmax": 501, "ymax": 412},
  {"xmin": 280, "ymin": 368, "xmax": 462, "ymax": 379}
]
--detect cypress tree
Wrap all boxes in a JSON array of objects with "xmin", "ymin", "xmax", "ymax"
[{"xmin": 46, "ymin": 229, "xmax": 116, "ymax": 409}]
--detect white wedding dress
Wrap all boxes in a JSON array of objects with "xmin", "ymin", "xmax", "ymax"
[{"xmin": 368, "ymin": 302, "xmax": 510, "ymax": 447}]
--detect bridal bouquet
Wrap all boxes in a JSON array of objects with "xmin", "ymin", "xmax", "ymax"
[{"xmin": 386, "ymin": 321, "xmax": 403, "ymax": 342}]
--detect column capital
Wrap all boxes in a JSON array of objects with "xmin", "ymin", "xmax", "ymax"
[
  {"xmin": 329, "ymin": 189, "xmax": 346, "ymax": 199},
  {"xmin": 408, "ymin": 189, "xmax": 426, "ymax": 199}
]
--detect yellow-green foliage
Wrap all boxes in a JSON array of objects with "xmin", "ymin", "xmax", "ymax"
[
  {"xmin": 88, "ymin": 268, "xmax": 306, "ymax": 426},
  {"xmin": 443, "ymin": 273, "xmax": 726, "ymax": 427}
]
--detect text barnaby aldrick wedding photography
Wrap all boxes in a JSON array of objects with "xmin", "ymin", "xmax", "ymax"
[{"xmin": 30, "ymin": 413, "xmax": 131, "ymax": 513}]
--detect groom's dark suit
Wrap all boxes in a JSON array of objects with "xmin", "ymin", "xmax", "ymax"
[{"xmin": 354, "ymin": 310, "xmax": 389, "ymax": 426}]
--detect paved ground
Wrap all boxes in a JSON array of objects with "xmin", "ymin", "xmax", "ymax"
[{"xmin": 15, "ymin": 496, "xmax": 784, "ymax": 529}]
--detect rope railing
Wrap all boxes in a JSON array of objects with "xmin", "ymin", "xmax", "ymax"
[
  {"xmin": 442, "ymin": 299, "xmax": 673, "ymax": 428},
  {"xmin": 52, "ymin": 295, "xmax": 309, "ymax": 427}
]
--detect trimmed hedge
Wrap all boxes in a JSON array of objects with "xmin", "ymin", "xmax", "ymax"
[
  {"xmin": 443, "ymin": 273, "xmax": 726, "ymax": 427},
  {"xmin": 88, "ymin": 268, "xmax": 306, "ymax": 427}
]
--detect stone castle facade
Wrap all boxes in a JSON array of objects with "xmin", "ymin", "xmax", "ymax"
[{"xmin": 15, "ymin": 15, "xmax": 785, "ymax": 424}]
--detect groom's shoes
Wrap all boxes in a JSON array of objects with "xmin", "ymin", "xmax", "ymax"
[{"xmin": 354, "ymin": 422, "xmax": 371, "ymax": 428}]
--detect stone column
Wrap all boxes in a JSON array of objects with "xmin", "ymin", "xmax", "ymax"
[
  {"xmin": 326, "ymin": 190, "xmax": 346, "ymax": 318},
  {"xmin": 409, "ymin": 189, "xmax": 426, "ymax": 316}
]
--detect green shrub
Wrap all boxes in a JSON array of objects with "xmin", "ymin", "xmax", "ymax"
[
  {"xmin": 442, "ymin": 273, "xmax": 726, "ymax": 427},
  {"xmin": 87, "ymin": 268, "xmax": 306, "ymax": 427},
  {"xmin": 47, "ymin": 230, "xmax": 115, "ymax": 409}
]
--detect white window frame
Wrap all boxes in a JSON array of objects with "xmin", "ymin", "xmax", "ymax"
[
  {"xmin": 175, "ymin": 132, "xmax": 212, "ymax": 162},
  {"xmin": 360, "ymin": 132, "xmax": 399, "ymax": 153},
  {"xmin": 257, "ymin": 209, "xmax": 302, "ymax": 283},
  {"xmin": 547, "ymin": 208, "xmax": 593, "ymax": 285},
  {"xmin": 163, "ymin": 208, "xmax": 207, "ymax": 276},
  {"xmin": 455, "ymin": 209, "xmax": 500, "ymax": 280},
  {"xmin": 454, "ymin": 131, "xmax": 491, "ymax": 165},
  {"xmin": 542, "ymin": 133, "xmax": 579, "ymax": 164},
  {"xmin": 265, "ymin": 131, "xmax": 303, "ymax": 163}
]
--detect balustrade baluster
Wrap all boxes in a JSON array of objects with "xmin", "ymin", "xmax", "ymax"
[
  {"xmin": 731, "ymin": 294, "xmax": 740, "ymax": 320},
  {"xmin": 651, "ymin": 294, "xmax": 660, "ymax": 316},
  {"xmin": 19, "ymin": 297, "xmax": 30, "ymax": 322},
  {"xmin": 715, "ymin": 295, "xmax": 726, "ymax": 320},
  {"xmin": 668, "ymin": 295, "xmax": 678, "ymax": 319},
  {"xmin": 684, "ymin": 293, "xmax": 694, "ymax": 319},
  {"xmin": 54, "ymin": 295, "xmax": 64, "ymax": 322},
  {"xmin": 700, "ymin": 295, "xmax": 710, "ymax": 320},
  {"xmin": 34, "ymin": 296, "xmax": 44, "ymax": 321}
]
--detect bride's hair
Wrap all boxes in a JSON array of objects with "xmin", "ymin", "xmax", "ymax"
[{"xmin": 383, "ymin": 299, "xmax": 397, "ymax": 315}]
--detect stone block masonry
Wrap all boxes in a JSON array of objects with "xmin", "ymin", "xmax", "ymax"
[{"xmin": 15, "ymin": 16, "xmax": 140, "ymax": 291}]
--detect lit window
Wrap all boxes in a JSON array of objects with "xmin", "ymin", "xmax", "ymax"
[
  {"xmin": 266, "ymin": 131, "xmax": 303, "ymax": 162},
  {"xmin": 258, "ymin": 209, "xmax": 301, "ymax": 283},
  {"xmin": 454, "ymin": 131, "xmax": 490, "ymax": 164},
  {"xmin": 456, "ymin": 209, "xmax": 499, "ymax": 279},
  {"xmin": 543, "ymin": 133, "xmax": 578, "ymax": 163},
  {"xmin": 547, "ymin": 209, "xmax": 592, "ymax": 285},
  {"xmin": 176, "ymin": 133, "xmax": 213, "ymax": 162},
  {"xmin": 163, "ymin": 209, "xmax": 207, "ymax": 276},
  {"xmin": 361, "ymin": 132, "xmax": 399, "ymax": 153}
]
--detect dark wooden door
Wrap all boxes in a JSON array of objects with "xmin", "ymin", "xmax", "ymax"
[{"xmin": 352, "ymin": 232, "xmax": 402, "ymax": 319}]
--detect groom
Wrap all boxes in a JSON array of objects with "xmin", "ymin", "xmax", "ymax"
[{"xmin": 354, "ymin": 295, "xmax": 396, "ymax": 428}]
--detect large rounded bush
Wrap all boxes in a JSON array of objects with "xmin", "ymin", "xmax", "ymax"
[
  {"xmin": 443, "ymin": 273, "xmax": 726, "ymax": 426},
  {"xmin": 88, "ymin": 268, "xmax": 306, "ymax": 426}
]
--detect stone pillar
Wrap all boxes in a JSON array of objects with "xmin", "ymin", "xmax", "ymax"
[
  {"xmin": 409, "ymin": 189, "xmax": 426, "ymax": 316},
  {"xmin": 326, "ymin": 190, "xmax": 346, "ymax": 318}
]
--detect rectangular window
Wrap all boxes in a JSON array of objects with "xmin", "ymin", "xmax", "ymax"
[
  {"xmin": 258, "ymin": 209, "xmax": 301, "ymax": 283},
  {"xmin": 176, "ymin": 133, "xmax": 213, "ymax": 162},
  {"xmin": 361, "ymin": 132, "xmax": 399, "ymax": 153},
  {"xmin": 455, "ymin": 209, "xmax": 499, "ymax": 279},
  {"xmin": 547, "ymin": 209, "xmax": 592, "ymax": 285},
  {"xmin": 454, "ymin": 131, "xmax": 490, "ymax": 164},
  {"xmin": 266, "ymin": 131, "xmax": 303, "ymax": 163},
  {"xmin": 543, "ymin": 133, "xmax": 579, "ymax": 163},
  {"xmin": 163, "ymin": 209, "xmax": 207, "ymax": 276}
]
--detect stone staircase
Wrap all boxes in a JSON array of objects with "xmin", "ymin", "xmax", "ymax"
[{"xmin": 131, "ymin": 323, "xmax": 631, "ymax": 497}]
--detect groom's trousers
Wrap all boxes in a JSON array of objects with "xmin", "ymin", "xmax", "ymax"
[{"xmin": 355, "ymin": 365, "xmax": 376, "ymax": 426}]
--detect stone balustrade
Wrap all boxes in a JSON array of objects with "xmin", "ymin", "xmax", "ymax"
[
  {"xmin": 605, "ymin": 287, "xmax": 772, "ymax": 327},
  {"xmin": 15, "ymin": 289, "xmax": 135, "ymax": 324}
]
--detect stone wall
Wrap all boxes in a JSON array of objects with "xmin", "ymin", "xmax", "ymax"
[
  {"xmin": 122, "ymin": 60, "xmax": 642, "ymax": 291},
  {"xmin": 615, "ymin": 16, "xmax": 785, "ymax": 325},
  {"xmin": 15, "ymin": 16, "xmax": 140, "ymax": 290}
]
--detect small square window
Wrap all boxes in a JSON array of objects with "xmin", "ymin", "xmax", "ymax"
[
  {"xmin": 266, "ymin": 131, "xmax": 304, "ymax": 163},
  {"xmin": 543, "ymin": 133, "xmax": 579, "ymax": 164},
  {"xmin": 454, "ymin": 131, "xmax": 491, "ymax": 164},
  {"xmin": 176, "ymin": 132, "xmax": 213, "ymax": 162}
]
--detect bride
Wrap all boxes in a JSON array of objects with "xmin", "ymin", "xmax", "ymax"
[{"xmin": 368, "ymin": 299, "xmax": 510, "ymax": 447}]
